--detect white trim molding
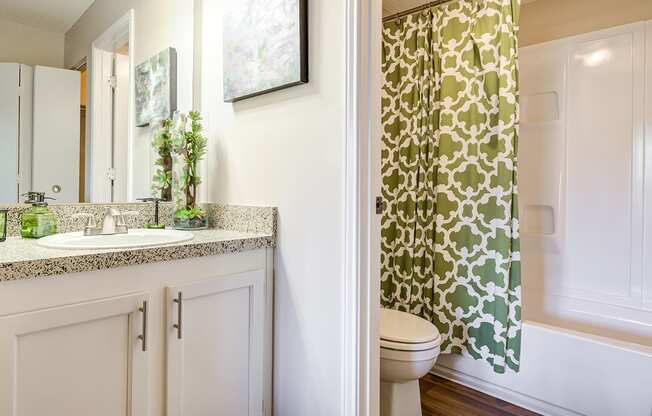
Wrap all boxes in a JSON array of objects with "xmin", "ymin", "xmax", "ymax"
[
  {"xmin": 90, "ymin": 9, "xmax": 135, "ymax": 202},
  {"xmin": 343, "ymin": 0, "xmax": 382, "ymax": 415}
]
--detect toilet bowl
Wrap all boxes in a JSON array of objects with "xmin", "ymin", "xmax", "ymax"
[{"xmin": 380, "ymin": 308, "xmax": 441, "ymax": 416}]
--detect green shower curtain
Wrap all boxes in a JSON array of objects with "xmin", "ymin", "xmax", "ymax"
[{"xmin": 380, "ymin": 0, "xmax": 521, "ymax": 373}]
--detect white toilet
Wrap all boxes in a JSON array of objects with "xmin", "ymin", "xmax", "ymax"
[{"xmin": 380, "ymin": 308, "xmax": 441, "ymax": 416}]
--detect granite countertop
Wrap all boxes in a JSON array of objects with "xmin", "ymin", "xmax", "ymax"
[{"xmin": 0, "ymin": 228, "xmax": 274, "ymax": 282}]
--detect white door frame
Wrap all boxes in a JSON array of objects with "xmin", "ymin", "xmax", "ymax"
[
  {"xmin": 90, "ymin": 9, "xmax": 135, "ymax": 202},
  {"xmin": 343, "ymin": 0, "xmax": 382, "ymax": 416}
]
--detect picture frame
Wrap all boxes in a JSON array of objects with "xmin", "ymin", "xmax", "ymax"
[
  {"xmin": 135, "ymin": 47, "xmax": 177, "ymax": 127},
  {"xmin": 222, "ymin": 0, "xmax": 308, "ymax": 102}
]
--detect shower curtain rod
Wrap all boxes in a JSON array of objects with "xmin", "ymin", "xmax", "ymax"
[{"xmin": 383, "ymin": 0, "xmax": 455, "ymax": 23}]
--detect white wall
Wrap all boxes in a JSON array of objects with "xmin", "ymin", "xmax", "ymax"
[
  {"xmin": 200, "ymin": 1, "xmax": 347, "ymax": 415},
  {"xmin": 0, "ymin": 18, "xmax": 64, "ymax": 67},
  {"xmin": 65, "ymin": 0, "xmax": 195, "ymax": 200},
  {"xmin": 0, "ymin": 64, "xmax": 21, "ymax": 203}
]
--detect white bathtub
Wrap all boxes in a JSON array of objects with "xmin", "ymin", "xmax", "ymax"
[{"xmin": 433, "ymin": 321, "xmax": 652, "ymax": 416}]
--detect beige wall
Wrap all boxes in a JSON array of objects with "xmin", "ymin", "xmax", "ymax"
[
  {"xmin": 0, "ymin": 18, "xmax": 64, "ymax": 67},
  {"xmin": 520, "ymin": 0, "xmax": 652, "ymax": 46},
  {"xmin": 200, "ymin": 1, "xmax": 347, "ymax": 414},
  {"xmin": 68, "ymin": 2, "xmax": 349, "ymax": 413}
]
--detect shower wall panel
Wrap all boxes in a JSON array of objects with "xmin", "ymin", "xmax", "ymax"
[{"xmin": 519, "ymin": 21, "xmax": 652, "ymax": 343}]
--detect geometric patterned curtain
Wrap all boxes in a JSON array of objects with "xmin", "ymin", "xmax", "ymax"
[{"xmin": 380, "ymin": 0, "xmax": 522, "ymax": 373}]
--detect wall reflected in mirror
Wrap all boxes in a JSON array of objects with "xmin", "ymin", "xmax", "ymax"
[{"xmin": 0, "ymin": 1, "xmax": 193, "ymax": 205}]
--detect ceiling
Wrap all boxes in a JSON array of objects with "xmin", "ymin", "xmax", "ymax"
[
  {"xmin": 383, "ymin": 0, "xmax": 538, "ymax": 16},
  {"xmin": 383, "ymin": 0, "xmax": 430, "ymax": 16},
  {"xmin": 0, "ymin": 0, "xmax": 95, "ymax": 33}
]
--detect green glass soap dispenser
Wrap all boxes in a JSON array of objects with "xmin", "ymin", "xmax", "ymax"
[{"xmin": 21, "ymin": 192, "xmax": 57, "ymax": 239}]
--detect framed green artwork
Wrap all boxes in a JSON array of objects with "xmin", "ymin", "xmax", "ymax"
[
  {"xmin": 135, "ymin": 47, "xmax": 177, "ymax": 127},
  {"xmin": 223, "ymin": 0, "xmax": 309, "ymax": 102}
]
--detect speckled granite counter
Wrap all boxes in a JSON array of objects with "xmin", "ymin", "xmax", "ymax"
[
  {"xmin": 0, "ymin": 204, "xmax": 277, "ymax": 282},
  {"xmin": 0, "ymin": 229, "xmax": 273, "ymax": 281}
]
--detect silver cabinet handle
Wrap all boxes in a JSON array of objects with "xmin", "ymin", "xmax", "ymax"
[
  {"xmin": 173, "ymin": 292, "xmax": 183, "ymax": 339},
  {"xmin": 138, "ymin": 301, "xmax": 148, "ymax": 351}
]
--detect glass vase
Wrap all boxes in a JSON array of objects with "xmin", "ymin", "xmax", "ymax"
[{"xmin": 171, "ymin": 111, "xmax": 208, "ymax": 230}]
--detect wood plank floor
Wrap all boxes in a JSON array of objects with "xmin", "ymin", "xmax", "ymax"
[{"xmin": 420, "ymin": 374, "xmax": 541, "ymax": 416}]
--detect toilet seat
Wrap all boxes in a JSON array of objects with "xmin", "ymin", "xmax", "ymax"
[
  {"xmin": 380, "ymin": 337, "xmax": 440, "ymax": 352},
  {"xmin": 380, "ymin": 308, "xmax": 441, "ymax": 350}
]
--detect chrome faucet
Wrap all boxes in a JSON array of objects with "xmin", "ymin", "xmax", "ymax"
[
  {"xmin": 101, "ymin": 207, "xmax": 128, "ymax": 235},
  {"xmin": 74, "ymin": 208, "xmax": 133, "ymax": 236}
]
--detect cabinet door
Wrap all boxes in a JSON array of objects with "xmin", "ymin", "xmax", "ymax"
[
  {"xmin": 0, "ymin": 292, "xmax": 149, "ymax": 416},
  {"xmin": 167, "ymin": 270, "xmax": 265, "ymax": 416}
]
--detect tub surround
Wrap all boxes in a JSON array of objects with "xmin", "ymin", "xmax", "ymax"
[{"xmin": 0, "ymin": 203, "xmax": 276, "ymax": 281}]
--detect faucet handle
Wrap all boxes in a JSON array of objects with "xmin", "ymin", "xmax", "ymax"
[
  {"xmin": 72, "ymin": 213, "xmax": 98, "ymax": 235},
  {"xmin": 115, "ymin": 213, "xmax": 126, "ymax": 227},
  {"xmin": 116, "ymin": 211, "xmax": 139, "ymax": 227},
  {"xmin": 115, "ymin": 211, "xmax": 140, "ymax": 230},
  {"xmin": 72, "ymin": 213, "xmax": 96, "ymax": 226}
]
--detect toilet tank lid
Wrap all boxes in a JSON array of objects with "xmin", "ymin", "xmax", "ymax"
[{"xmin": 380, "ymin": 308, "xmax": 440, "ymax": 344}]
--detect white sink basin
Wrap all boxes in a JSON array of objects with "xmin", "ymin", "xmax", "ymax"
[{"xmin": 37, "ymin": 229, "xmax": 195, "ymax": 250}]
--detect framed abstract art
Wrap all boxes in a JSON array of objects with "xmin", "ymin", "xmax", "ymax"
[
  {"xmin": 135, "ymin": 47, "xmax": 177, "ymax": 127},
  {"xmin": 222, "ymin": 0, "xmax": 308, "ymax": 102}
]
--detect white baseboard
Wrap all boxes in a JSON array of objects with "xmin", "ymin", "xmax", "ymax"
[{"xmin": 431, "ymin": 365, "xmax": 584, "ymax": 416}]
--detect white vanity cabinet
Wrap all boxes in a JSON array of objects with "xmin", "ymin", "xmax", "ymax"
[
  {"xmin": 166, "ymin": 270, "xmax": 266, "ymax": 415},
  {"xmin": 0, "ymin": 293, "xmax": 149, "ymax": 416},
  {"xmin": 0, "ymin": 248, "xmax": 273, "ymax": 416}
]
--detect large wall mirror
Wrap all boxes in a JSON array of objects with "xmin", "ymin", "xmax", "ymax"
[{"xmin": 0, "ymin": 1, "xmax": 195, "ymax": 205}]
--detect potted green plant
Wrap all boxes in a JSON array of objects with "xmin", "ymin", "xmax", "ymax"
[
  {"xmin": 172, "ymin": 111, "xmax": 208, "ymax": 229},
  {"xmin": 151, "ymin": 118, "xmax": 173, "ymax": 201}
]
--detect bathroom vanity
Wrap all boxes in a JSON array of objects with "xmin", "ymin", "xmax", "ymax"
[{"xmin": 0, "ymin": 205, "xmax": 275, "ymax": 416}]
